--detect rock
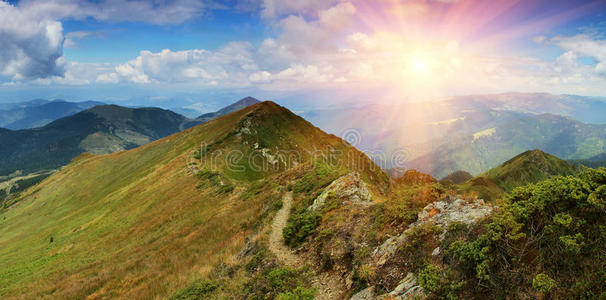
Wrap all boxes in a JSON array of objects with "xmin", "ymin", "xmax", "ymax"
[
  {"xmin": 350, "ymin": 286, "xmax": 375, "ymax": 300},
  {"xmin": 391, "ymin": 273, "xmax": 417, "ymax": 295},
  {"xmin": 431, "ymin": 247, "xmax": 440, "ymax": 256},
  {"xmin": 402, "ymin": 286, "xmax": 426, "ymax": 299},
  {"xmin": 308, "ymin": 172, "xmax": 372, "ymax": 211},
  {"xmin": 374, "ymin": 195, "xmax": 492, "ymax": 265}
]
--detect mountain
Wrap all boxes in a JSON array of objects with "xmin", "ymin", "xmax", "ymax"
[
  {"xmin": 406, "ymin": 113, "xmax": 606, "ymax": 178},
  {"xmin": 439, "ymin": 170, "xmax": 473, "ymax": 184},
  {"xmin": 0, "ymin": 102, "xmax": 602, "ymax": 299},
  {"xmin": 196, "ymin": 96, "xmax": 261, "ymax": 122},
  {"xmin": 300, "ymin": 93, "xmax": 606, "ymax": 176},
  {"xmin": 0, "ymin": 101, "xmax": 387, "ymax": 298},
  {"xmin": 0, "ymin": 105, "xmax": 195, "ymax": 176},
  {"xmin": 461, "ymin": 149, "xmax": 578, "ymax": 200},
  {"xmin": 0, "ymin": 98, "xmax": 263, "ymax": 177},
  {"xmin": 0, "ymin": 99, "xmax": 104, "ymax": 130}
]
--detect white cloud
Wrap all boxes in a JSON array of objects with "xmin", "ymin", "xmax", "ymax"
[
  {"xmin": 0, "ymin": 1, "xmax": 65, "ymax": 80},
  {"xmin": 552, "ymin": 34, "xmax": 606, "ymax": 75},
  {"xmin": 97, "ymin": 42, "xmax": 255, "ymax": 85}
]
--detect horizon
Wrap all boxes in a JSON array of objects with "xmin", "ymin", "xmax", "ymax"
[{"xmin": 2, "ymin": 0, "xmax": 606, "ymax": 109}]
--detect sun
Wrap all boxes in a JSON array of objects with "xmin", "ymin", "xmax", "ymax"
[
  {"xmin": 407, "ymin": 53, "xmax": 432, "ymax": 77},
  {"xmin": 412, "ymin": 58, "xmax": 427, "ymax": 74}
]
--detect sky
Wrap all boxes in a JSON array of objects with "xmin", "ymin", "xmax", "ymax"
[{"xmin": 1, "ymin": 0, "xmax": 606, "ymax": 111}]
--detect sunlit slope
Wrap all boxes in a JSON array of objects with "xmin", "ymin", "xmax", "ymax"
[
  {"xmin": 461, "ymin": 149, "xmax": 578, "ymax": 200},
  {"xmin": 0, "ymin": 101, "xmax": 387, "ymax": 298}
]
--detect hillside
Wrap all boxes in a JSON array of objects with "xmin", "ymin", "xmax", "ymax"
[
  {"xmin": 406, "ymin": 113, "xmax": 606, "ymax": 178},
  {"xmin": 439, "ymin": 170, "xmax": 473, "ymax": 185},
  {"xmin": 0, "ymin": 101, "xmax": 388, "ymax": 298},
  {"xmin": 0, "ymin": 98, "xmax": 262, "ymax": 177},
  {"xmin": 0, "ymin": 105, "xmax": 195, "ymax": 176},
  {"xmin": 0, "ymin": 99, "xmax": 104, "ymax": 130},
  {"xmin": 300, "ymin": 93, "xmax": 606, "ymax": 178},
  {"xmin": 461, "ymin": 149, "xmax": 578, "ymax": 200}
]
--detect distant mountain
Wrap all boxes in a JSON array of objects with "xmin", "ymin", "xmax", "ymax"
[
  {"xmin": 0, "ymin": 105, "xmax": 194, "ymax": 176},
  {"xmin": 196, "ymin": 96, "xmax": 261, "ymax": 121},
  {"xmin": 439, "ymin": 170, "xmax": 473, "ymax": 185},
  {"xmin": 0, "ymin": 99, "xmax": 104, "ymax": 129},
  {"xmin": 461, "ymin": 149, "xmax": 578, "ymax": 200},
  {"xmin": 406, "ymin": 113, "xmax": 606, "ymax": 178},
  {"xmin": 0, "ymin": 97, "xmax": 263, "ymax": 177},
  {"xmin": 300, "ymin": 93, "xmax": 606, "ymax": 174}
]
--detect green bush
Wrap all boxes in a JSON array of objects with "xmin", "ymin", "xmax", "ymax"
[
  {"xmin": 440, "ymin": 167, "xmax": 606, "ymax": 298},
  {"xmin": 171, "ymin": 280, "xmax": 218, "ymax": 300},
  {"xmin": 243, "ymin": 267, "xmax": 315, "ymax": 300},
  {"xmin": 283, "ymin": 211, "xmax": 321, "ymax": 248},
  {"xmin": 533, "ymin": 273, "xmax": 556, "ymax": 294},
  {"xmin": 276, "ymin": 286, "xmax": 316, "ymax": 300}
]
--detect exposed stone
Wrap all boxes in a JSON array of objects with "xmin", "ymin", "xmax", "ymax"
[
  {"xmin": 350, "ymin": 286, "xmax": 375, "ymax": 300},
  {"xmin": 308, "ymin": 172, "xmax": 372, "ymax": 211},
  {"xmin": 374, "ymin": 195, "xmax": 492, "ymax": 266},
  {"xmin": 431, "ymin": 247, "xmax": 440, "ymax": 256},
  {"xmin": 391, "ymin": 273, "xmax": 417, "ymax": 295}
]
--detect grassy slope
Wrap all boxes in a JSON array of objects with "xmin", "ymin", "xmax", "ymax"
[
  {"xmin": 0, "ymin": 101, "xmax": 387, "ymax": 299},
  {"xmin": 460, "ymin": 149, "xmax": 578, "ymax": 201}
]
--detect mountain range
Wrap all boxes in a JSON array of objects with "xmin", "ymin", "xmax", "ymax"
[
  {"xmin": 0, "ymin": 97, "xmax": 260, "ymax": 177},
  {"xmin": 0, "ymin": 100, "xmax": 602, "ymax": 299},
  {"xmin": 302, "ymin": 92, "xmax": 606, "ymax": 178},
  {"xmin": 0, "ymin": 99, "xmax": 105, "ymax": 130}
]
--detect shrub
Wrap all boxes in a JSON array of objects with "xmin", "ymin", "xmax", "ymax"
[
  {"xmin": 243, "ymin": 267, "xmax": 315, "ymax": 299},
  {"xmin": 171, "ymin": 280, "xmax": 218, "ymax": 300},
  {"xmin": 283, "ymin": 211, "xmax": 321, "ymax": 248},
  {"xmin": 276, "ymin": 286, "xmax": 316, "ymax": 300},
  {"xmin": 533, "ymin": 273, "xmax": 556, "ymax": 294}
]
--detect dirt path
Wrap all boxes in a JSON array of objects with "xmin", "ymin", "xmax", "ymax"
[{"xmin": 269, "ymin": 191, "xmax": 342, "ymax": 299}]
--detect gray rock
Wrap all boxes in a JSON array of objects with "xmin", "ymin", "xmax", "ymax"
[
  {"xmin": 374, "ymin": 196, "xmax": 492, "ymax": 265},
  {"xmin": 391, "ymin": 273, "xmax": 417, "ymax": 295},
  {"xmin": 350, "ymin": 286, "xmax": 375, "ymax": 300},
  {"xmin": 309, "ymin": 172, "xmax": 372, "ymax": 211}
]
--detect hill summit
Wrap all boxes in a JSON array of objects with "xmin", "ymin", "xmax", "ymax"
[
  {"xmin": 0, "ymin": 100, "xmax": 387, "ymax": 298},
  {"xmin": 482, "ymin": 149, "xmax": 578, "ymax": 191},
  {"xmin": 461, "ymin": 149, "xmax": 578, "ymax": 200}
]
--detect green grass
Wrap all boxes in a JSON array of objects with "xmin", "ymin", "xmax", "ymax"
[{"xmin": 0, "ymin": 101, "xmax": 389, "ymax": 298}]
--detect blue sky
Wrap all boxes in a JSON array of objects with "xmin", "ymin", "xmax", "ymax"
[{"xmin": 1, "ymin": 0, "xmax": 606, "ymax": 112}]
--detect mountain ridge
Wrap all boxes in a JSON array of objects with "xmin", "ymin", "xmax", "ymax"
[
  {"xmin": 0, "ymin": 100, "xmax": 388, "ymax": 298},
  {"xmin": 0, "ymin": 98, "xmax": 262, "ymax": 177}
]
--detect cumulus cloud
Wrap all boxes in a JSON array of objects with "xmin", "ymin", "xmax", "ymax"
[
  {"xmin": 97, "ymin": 42, "xmax": 255, "ymax": 85},
  {"xmin": 0, "ymin": 1, "xmax": 65, "ymax": 80},
  {"xmin": 552, "ymin": 34, "xmax": 606, "ymax": 75}
]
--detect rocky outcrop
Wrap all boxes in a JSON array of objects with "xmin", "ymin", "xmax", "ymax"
[
  {"xmin": 350, "ymin": 273, "xmax": 426, "ymax": 300},
  {"xmin": 308, "ymin": 172, "xmax": 372, "ymax": 211},
  {"xmin": 374, "ymin": 195, "xmax": 493, "ymax": 266}
]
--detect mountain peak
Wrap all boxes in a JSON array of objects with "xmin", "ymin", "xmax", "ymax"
[
  {"xmin": 482, "ymin": 149, "xmax": 578, "ymax": 191},
  {"xmin": 215, "ymin": 96, "xmax": 261, "ymax": 115},
  {"xmin": 195, "ymin": 97, "xmax": 261, "ymax": 121}
]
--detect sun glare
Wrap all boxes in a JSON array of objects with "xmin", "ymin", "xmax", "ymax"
[{"xmin": 412, "ymin": 58, "xmax": 427, "ymax": 74}]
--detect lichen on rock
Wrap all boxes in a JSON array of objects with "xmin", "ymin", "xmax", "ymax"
[{"xmin": 308, "ymin": 172, "xmax": 372, "ymax": 211}]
